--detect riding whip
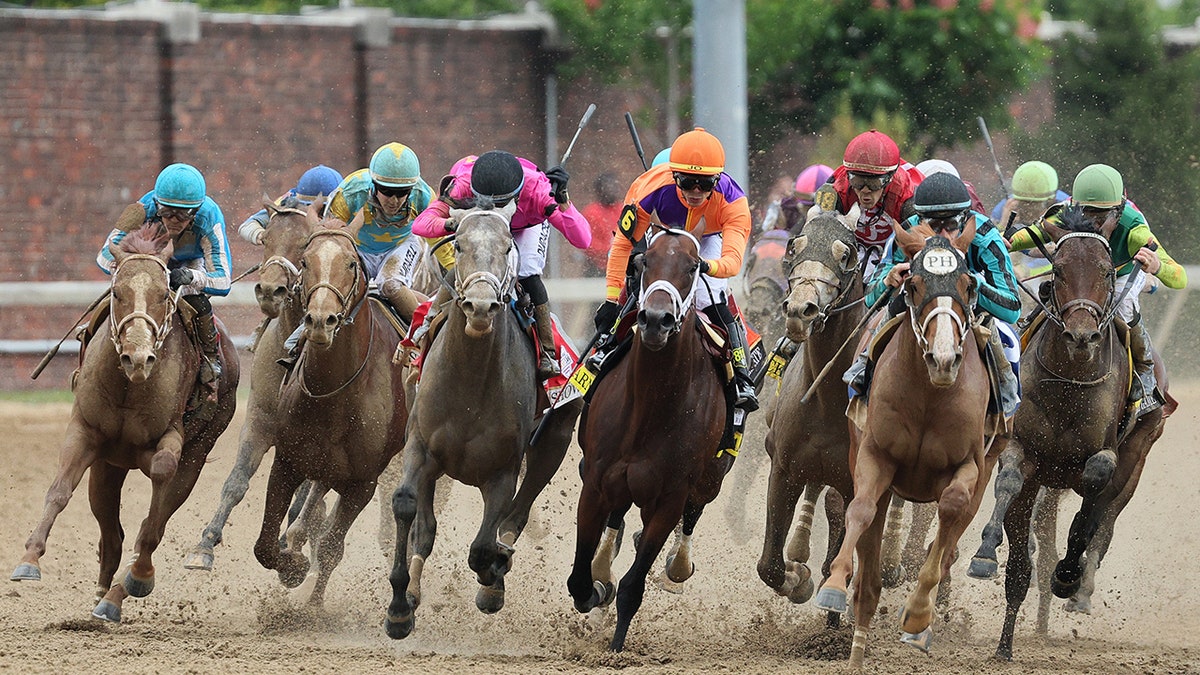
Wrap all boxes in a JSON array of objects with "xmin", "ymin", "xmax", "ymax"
[
  {"xmin": 29, "ymin": 288, "xmax": 110, "ymax": 380},
  {"xmin": 559, "ymin": 103, "xmax": 597, "ymax": 168},
  {"xmin": 798, "ymin": 287, "xmax": 894, "ymax": 405},
  {"xmin": 976, "ymin": 116, "xmax": 1010, "ymax": 203},
  {"xmin": 625, "ymin": 112, "xmax": 649, "ymax": 171}
]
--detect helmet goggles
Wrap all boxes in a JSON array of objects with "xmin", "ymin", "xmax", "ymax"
[
  {"xmin": 673, "ymin": 172, "xmax": 719, "ymax": 192},
  {"xmin": 848, "ymin": 172, "xmax": 892, "ymax": 192}
]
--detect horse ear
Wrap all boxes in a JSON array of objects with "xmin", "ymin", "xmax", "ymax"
[
  {"xmin": 263, "ymin": 193, "xmax": 277, "ymax": 213},
  {"xmin": 842, "ymin": 203, "xmax": 861, "ymax": 230},
  {"xmin": 497, "ymin": 199, "xmax": 518, "ymax": 221},
  {"xmin": 893, "ymin": 219, "xmax": 925, "ymax": 259},
  {"xmin": 346, "ymin": 207, "xmax": 366, "ymax": 238},
  {"xmin": 1099, "ymin": 209, "xmax": 1120, "ymax": 240},
  {"xmin": 1040, "ymin": 220, "xmax": 1068, "ymax": 243},
  {"xmin": 159, "ymin": 236, "xmax": 175, "ymax": 263},
  {"xmin": 305, "ymin": 200, "xmax": 322, "ymax": 228},
  {"xmin": 953, "ymin": 213, "xmax": 977, "ymax": 253}
]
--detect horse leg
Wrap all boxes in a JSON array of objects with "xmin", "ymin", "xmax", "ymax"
[
  {"xmin": 471, "ymin": 471, "xmax": 519, "ymax": 614},
  {"xmin": 995, "ymin": 467, "xmax": 1040, "ymax": 661},
  {"xmin": 820, "ymin": 487, "xmax": 846, "ymax": 628},
  {"xmin": 785, "ymin": 483, "xmax": 823, "ymax": 566},
  {"xmin": 497, "ymin": 403, "xmax": 577, "ymax": 545},
  {"xmin": 305, "ymin": 483, "xmax": 374, "ymax": 608},
  {"xmin": 847, "ymin": 490, "xmax": 890, "ymax": 669},
  {"xmin": 1052, "ymin": 448, "xmax": 1117, "ymax": 599},
  {"xmin": 568, "ymin": 472, "xmax": 616, "ymax": 615},
  {"xmin": 900, "ymin": 502, "xmax": 937, "ymax": 583},
  {"xmin": 879, "ymin": 492, "xmax": 907, "ymax": 587},
  {"xmin": 610, "ymin": 499, "xmax": 686, "ymax": 652},
  {"xmin": 386, "ymin": 437, "xmax": 439, "ymax": 640},
  {"xmin": 1033, "ymin": 487, "xmax": 1062, "ymax": 633},
  {"xmin": 87, "ymin": 463, "xmax": 128, "ymax": 623},
  {"xmin": 661, "ymin": 498, "xmax": 710, "ymax": 591},
  {"xmin": 756, "ymin": 460, "xmax": 809, "ymax": 600},
  {"xmin": 590, "ymin": 502, "xmax": 631, "ymax": 605},
  {"xmin": 376, "ymin": 450, "xmax": 405, "ymax": 558},
  {"xmin": 969, "ymin": 446, "xmax": 1023, "ymax": 580},
  {"xmin": 282, "ymin": 481, "xmax": 329, "ymax": 557},
  {"xmin": 11, "ymin": 423, "xmax": 100, "ymax": 582},
  {"xmin": 253, "ymin": 459, "xmax": 309, "ymax": 588}
]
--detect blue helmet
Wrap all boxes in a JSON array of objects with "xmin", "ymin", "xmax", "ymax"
[
  {"xmin": 651, "ymin": 147, "xmax": 671, "ymax": 167},
  {"xmin": 154, "ymin": 163, "xmax": 206, "ymax": 209},
  {"xmin": 294, "ymin": 165, "xmax": 343, "ymax": 201}
]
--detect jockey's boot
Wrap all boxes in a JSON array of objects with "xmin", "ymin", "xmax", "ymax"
[
  {"xmin": 532, "ymin": 302, "xmax": 560, "ymax": 380},
  {"xmin": 276, "ymin": 324, "xmax": 304, "ymax": 372},
  {"xmin": 190, "ymin": 298, "xmax": 221, "ymax": 401},
  {"xmin": 381, "ymin": 278, "xmax": 422, "ymax": 325},
  {"xmin": 987, "ymin": 325, "xmax": 1021, "ymax": 419},
  {"xmin": 1126, "ymin": 315, "xmax": 1161, "ymax": 415},
  {"xmin": 713, "ymin": 301, "xmax": 759, "ymax": 413}
]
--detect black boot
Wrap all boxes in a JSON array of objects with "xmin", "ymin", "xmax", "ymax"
[
  {"xmin": 1126, "ymin": 317, "xmax": 1161, "ymax": 414},
  {"xmin": 191, "ymin": 301, "xmax": 222, "ymax": 401},
  {"xmin": 532, "ymin": 302, "xmax": 560, "ymax": 380},
  {"xmin": 714, "ymin": 302, "xmax": 759, "ymax": 413}
]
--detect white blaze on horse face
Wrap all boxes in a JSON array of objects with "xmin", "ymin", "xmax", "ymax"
[
  {"xmin": 303, "ymin": 238, "xmax": 348, "ymax": 345},
  {"xmin": 117, "ymin": 270, "xmax": 161, "ymax": 381},
  {"xmin": 928, "ymin": 296, "xmax": 962, "ymax": 385}
]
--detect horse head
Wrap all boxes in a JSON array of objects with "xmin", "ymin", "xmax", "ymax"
[
  {"xmin": 782, "ymin": 207, "xmax": 860, "ymax": 342},
  {"xmin": 449, "ymin": 201, "xmax": 519, "ymax": 338},
  {"xmin": 1041, "ymin": 205, "xmax": 1116, "ymax": 363},
  {"xmin": 895, "ymin": 217, "xmax": 978, "ymax": 387},
  {"xmin": 254, "ymin": 196, "xmax": 312, "ymax": 318},
  {"xmin": 108, "ymin": 225, "xmax": 177, "ymax": 382},
  {"xmin": 298, "ymin": 203, "xmax": 365, "ymax": 347},
  {"xmin": 636, "ymin": 226, "xmax": 702, "ymax": 351}
]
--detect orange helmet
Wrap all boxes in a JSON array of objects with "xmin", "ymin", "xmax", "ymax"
[
  {"xmin": 668, "ymin": 127, "xmax": 725, "ymax": 175},
  {"xmin": 843, "ymin": 130, "xmax": 900, "ymax": 175}
]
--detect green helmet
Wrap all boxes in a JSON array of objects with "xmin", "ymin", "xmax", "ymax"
[
  {"xmin": 368, "ymin": 142, "xmax": 421, "ymax": 188},
  {"xmin": 1072, "ymin": 164, "xmax": 1124, "ymax": 208},
  {"xmin": 1011, "ymin": 161, "xmax": 1057, "ymax": 202}
]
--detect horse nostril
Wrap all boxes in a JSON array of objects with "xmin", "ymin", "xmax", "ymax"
[
  {"xmin": 145, "ymin": 354, "xmax": 156, "ymax": 368},
  {"xmin": 325, "ymin": 314, "xmax": 339, "ymax": 328},
  {"xmin": 120, "ymin": 354, "xmax": 133, "ymax": 370},
  {"xmin": 799, "ymin": 302, "xmax": 819, "ymax": 320},
  {"xmin": 273, "ymin": 286, "xmax": 288, "ymax": 301},
  {"xmin": 1086, "ymin": 330, "xmax": 1102, "ymax": 346}
]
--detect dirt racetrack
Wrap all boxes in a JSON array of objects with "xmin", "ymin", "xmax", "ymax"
[{"xmin": 1, "ymin": 381, "xmax": 1198, "ymax": 674}]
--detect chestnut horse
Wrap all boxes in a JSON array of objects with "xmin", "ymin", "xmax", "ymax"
[
  {"xmin": 251, "ymin": 205, "xmax": 408, "ymax": 607},
  {"xmin": 385, "ymin": 202, "xmax": 582, "ymax": 639},
  {"xmin": 10, "ymin": 226, "xmax": 239, "ymax": 622},
  {"xmin": 567, "ymin": 226, "xmax": 731, "ymax": 652},
  {"xmin": 967, "ymin": 206, "xmax": 1166, "ymax": 661},
  {"xmin": 814, "ymin": 219, "xmax": 1000, "ymax": 669}
]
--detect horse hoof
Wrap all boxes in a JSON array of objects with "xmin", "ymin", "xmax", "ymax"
[
  {"xmin": 813, "ymin": 587, "xmax": 848, "ymax": 614},
  {"xmin": 475, "ymin": 584, "xmax": 505, "ymax": 614},
  {"xmin": 92, "ymin": 599, "xmax": 121, "ymax": 623},
  {"xmin": 384, "ymin": 612, "xmax": 414, "ymax": 639},
  {"xmin": 277, "ymin": 557, "xmax": 310, "ymax": 589},
  {"xmin": 1064, "ymin": 596, "xmax": 1092, "ymax": 615},
  {"xmin": 10, "ymin": 562, "xmax": 41, "ymax": 582},
  {"xmin": 967, "ymin": 556, "xmax": 999, "ymax": 579},
  {"xmin": 665, "ymin": 554, "xmax": 695, "ymax": 584},
  {"xmin": 595, "ymin": 580, "xmax": 616, "ymax": 608},
  {"xmin": 183, "ymin": 549, "xmax": 214, "ymax": 571},
  {"xmin": 656, "ymin": 571, "xmax": 686, "ymax": 595},
  {"xmin": 1051, "ymin": 563, "xmax": 1081, "ymax": 599},
  {"xmin": 900, "ymin": 626, "xmax": 933, "ymax": 653},
  {"xmin": 785, "ymin": 564, "xmax": 815, "ymax": 604},
  {"xmin": 123, "ymin": 570, "xmax": 155, "ymax": 598},
  {"xmin": 881, "ymin": 563, "xmax": 904, "ymax": 588}
]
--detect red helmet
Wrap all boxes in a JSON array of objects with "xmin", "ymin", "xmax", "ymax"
[{"xmin": 843, "ymin": 130, "xmax": 900, "ymax": 175}]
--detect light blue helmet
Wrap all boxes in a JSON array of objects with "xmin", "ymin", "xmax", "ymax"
[
  {"xmin": 294, "ymin": 165, "xmax": 343, "ymax": 201},
  {"xmin": 154, "ymin": 163, "xmax": 206, "ymax": 208},
  {"xmin": 651, "ymin": 148, "xmax": 671, "ymax": 167},
  {"xmin": 369, "ymin": 142, "xmax": 421, "ymax": 188}
]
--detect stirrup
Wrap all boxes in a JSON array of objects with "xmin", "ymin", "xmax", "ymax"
[
  {"xmin": 538, "ymin": 351, "xmax": 561, "ymax": 380},
  {"xmin": 735, "ymin": 377, "xmax": 760, "ymax": 413}
]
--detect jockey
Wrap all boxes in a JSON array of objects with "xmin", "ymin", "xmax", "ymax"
[
  {"xmin": 990, "ymin": 160, "xmax": 1072, "ymax": 233},
  {"xmin": 237, "ymin": 164, "xmax": 344, "ymax": 245},
  {"xmin": 914, "ymin": 158, "xmax": 987, "ymax": 215},
  {"xmin": 812, "ymin": 129, "xmax": 923, "ymax": 281},
  {"xmin": 1009, "ymin": 163, "xmax": 1187, "ymax": 412},
  {"xmin": 412, "ymin": 150, "xmax": 591, "ymax": 380},
  {"xmin": 761, "ymin": 163, "xmax": 834, "ymax": 235},
  {"xmin": 97, "ymin": 163, "xmax": 232, "ymax": 393},
  {"xmin": 593, "ymin": 127, "xmax": 759, "ymax": 413},
  {"xmin": 845, "ymin": 172, "xmax": 1022, "ymax": 417}
]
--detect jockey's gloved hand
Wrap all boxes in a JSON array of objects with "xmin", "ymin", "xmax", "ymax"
[
  {"xmin": 545, "ymin": 165, "xmax": 570, "ymax": 204},
  {"xmin": 699, "ymin": 259, "xmax": 712, "ymax": 275},
  {"xmin": 169, "ymin": 268, "xmax": 194, "ymax": 290},
  {"xmin": 594, "ymin": 300, "xmax": 620, "ymax": 333}
]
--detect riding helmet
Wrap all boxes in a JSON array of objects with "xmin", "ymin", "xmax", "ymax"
[
  {"xmin": 294, "ymin": 165, "xmax": 344, "ymax": 201},
  {"xmin": 843, "ymin": 130, "xmax": 900, "ymax": 175},
  {"xmin": 1011, "ymin": 161, "xmax": 1058, "ymax": 202},
  {"xmin": 1072, "ymin": 164, "xmax": 1124, "ymax": 208},
  {"xmin": 470, "ymin": 150, "xmax": 525, "ymax": 203},
  {"xmin": 795, "ymin": 164, "xmax": 834, "ymax": 204},
  {"xmin": 154, "ymin": 163, "xmax": 206, "ymax": 209},
  {"xmin": 669, "ymin": 128, "xmax": 725, "ymax": 175},
  {"xmin": 369, "ymin": 142, "xmax": 421, "ymax": 189},
  {"xmin": 913, "ymin": 172, "xmax": 972, "ymax": 218},
  {"xmin": 914, "ymin": 159, "xmax": 960, "ymax": 179}
]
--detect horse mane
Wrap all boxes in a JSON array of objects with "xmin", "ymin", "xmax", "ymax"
[
  {"xmin": 119, "ymin": 224, "xmax": 170, "ymax": 255},
  {"xmin": 1056, "ymin": 204, "xmax": 1098, "ymax": 233}
]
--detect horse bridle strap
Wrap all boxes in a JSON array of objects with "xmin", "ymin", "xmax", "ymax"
[
  {"xmin": 910, "ymin": 297, "xmax": 971, "ymax": 354},
  {"xmin": 1051, "ymin": 231, "xmax": 1117, "ymax": 329},
  {"xmin": 109, "ymin": 254, "xmax": 179, "ymax": 352},
  {"xmin": 638, "ymin": 227, "xmax": 701, "ymax": 329},
  {"xmin": 451, "ymin": 211, "xmax": 519, "ymax": 302},
  {"xmin": 302, "ymin": 229, "xmax": 365, "ymax": 327}
]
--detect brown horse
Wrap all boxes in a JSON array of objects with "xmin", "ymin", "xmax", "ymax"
[
  {"xmin": 10, "ymin": 226, "xmax": 240, "ymax": 622},
  {"xmin": 758, "ymin": 208, "xmax": 864, "ymax": 609},
  {"xmin": 814, "ymin": 219, "xmax": 999, "ymax": 669},
  {"xmin": 186, "ymin": 201, "xmax": 315, "ymax": 571},
  {"xmin": 385, "ymin": 202, "xmax": 582, "ymax": 639},
  {"xmin": 567, "ymin": 226, "xmax": 732, "ymax": 652},
  {"xmin": 970, "ymin": 206, "xmax": 1166, "ymax": 661},
  {"xmin": 251, "ymin": 204, "xmax": 408, "ymax": 607}
]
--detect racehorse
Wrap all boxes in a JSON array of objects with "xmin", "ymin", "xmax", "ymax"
[
  {"xmin": 186, "ymin": 200, "xmax": 316, "ymax": 571},
  {"xmin": 965, "ymin": 206, "xmax": 1166, "ymax": 661},
  {"xmin": 814, "ymin": 219, "xmax": 1000, "ymax": 669},
  {"xmin": 567, "ymin": 225, "xmax": 732, "ymax": 652},
  {"xmin": 757, "ymin": 208, "xmax": 866, "ymax": 612},
  {"xmin": 741, "ymin": 228, "xmax": 791, "ymax": 344},
  {"xmin": 251, "ymin": 204, "xmax": 408, "ymax": 607},
  {"xmin": 10, "ymin": 225, "xmax": 239, "ymax": 622},
  {"xmin": 385, "ymin": 202, "xmax": 582, "ymax": 639}
]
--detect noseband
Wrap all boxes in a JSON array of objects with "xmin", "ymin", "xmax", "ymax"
[
  {"xmin": 109, "ymin": 254, "xmax": 179, "ymax": 353},
  {"xmin": 784, "ymin": 223, "xmax": 863, "ymax": 331},
  {"xmin": 638, "ymin": 227, "xmax": 701, "ymax": 336},
  {"xmin": 300, "ymin": 228, "xmax": 365, "ymax": 333}
]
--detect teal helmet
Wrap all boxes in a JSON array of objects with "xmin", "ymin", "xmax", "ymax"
[
  {"xmin": 154, "ymin": 163, "xmax": 206, "ymax": 209},
  {"xmin": 1072, "ymin": 164, "xmax": 1124, "ymax": 208},
  {"xmin": 651, "ymin": 148, "xmax": 671, "ymax": 167},
  {"xmin": 369, "ymin": 142, "xmax": 421, "ymax": 188},
  {"xmin": 1011, "ymin": 161, "xmax": 1058, "ymax": 202},
  {"xmin": 294, "ymin": 165, "xmax": 343, "ymax": 200}
]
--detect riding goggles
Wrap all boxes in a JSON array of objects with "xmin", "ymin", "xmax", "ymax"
[
  {"xmin": 848, "ymin": 172, "xmax": 893, "ymax": 192},
  {"xmin": 374, "ymin": 182, "xmax": 413, "ymax": 199},
  {"xmin": 674, "ymin": 173, "xmax": 719, "ymax": 192},
  {"xmin": 154, "ymin": 201, "xmax": 198, "ymax": 223}
]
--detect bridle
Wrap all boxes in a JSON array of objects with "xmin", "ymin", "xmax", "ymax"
[
  {"xmin": 905, "ymin": 244, "xmax": 976, "ymax": 356},
  {"xmin": 109, "ymin": 254, "xmax": 179, "ymax": 353},
  {"xmin": 452, "ymin": 210, "xmax": 519, "ymax": 304},
  {"xmin": 784, "ymin": 221, "xmax": 864, "ymax": 332},
  {"xmin": 300, "ymin": 228, "xmax": 366, "ymax": 337},
  {"xmin": 1047, "ymin": 231, "xmax": 1118, "ymax": 333},
  {"xmin": 638, "ymin": 226, "xmax": 701, "ymax": 337},
  {"xmin": 259, "ymin": 206, "xmax": 306, "ymax": 292}
]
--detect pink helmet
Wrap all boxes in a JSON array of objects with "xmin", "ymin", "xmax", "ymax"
[{"xmin": 794, "ymin": 164, "xmax": 834, "ymax": 205}]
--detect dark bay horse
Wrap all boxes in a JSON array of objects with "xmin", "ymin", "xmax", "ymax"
[
  {"xmin": 814, "ymin": 220, "xmax": 1000, "ymax": 669},
  {"xmin": 10, "ymin": 226, "xmax": 239, "ymax": 622},
  {"xmin": 386, "ymin": 202, "xmax": 582, "ymax": 639},
  {"xmin": 252, "ymin": 205, "xmax": 408, "ymax": 607},
  {"xmin": 758, "ymin": 208, "xmax": 864, "ymax": 609},
  {"xmin": 568, "ymin": 226, "xmax": 731, "ymax": 652},
  {"xmin": 967, "ymin": 206, "xmax": 1166, "ymax": 661},
  {"xmin": 186, "ymin": 201, "xmax": 314, "ymax": 571}
]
